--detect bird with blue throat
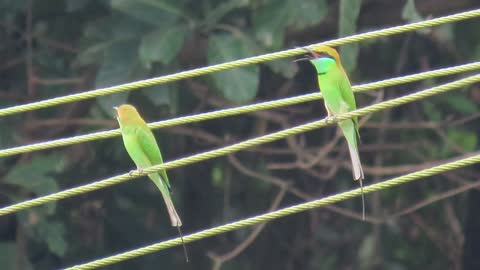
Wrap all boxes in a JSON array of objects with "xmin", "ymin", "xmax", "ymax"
[{"xmin": 301, "ymin": 45, "xmax": 365, "ymax": 220}]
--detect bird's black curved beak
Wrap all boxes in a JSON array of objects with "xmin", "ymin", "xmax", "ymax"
[
  {"xmin": 294, "ymin": 47, "xmax": 316, "ymax": 62},
  {"xmin": 303, "ymin": 46, "xmax": 322, "ymax": 58}
]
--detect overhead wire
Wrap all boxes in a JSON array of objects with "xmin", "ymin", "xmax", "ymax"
[
  {"xmin": 0, "ymin": 61, "xmax": 478, "ymax": 159},
  {"xmin": 65, "ymin": 153, "xmax": 480, "ymax": 269},
  {"xmin": 0, "ymin": 9, "xmax": 479, "ymax": 117},
  {"xmin": 0, "ymin": 74, "xmax": 478, "ymax": 217}
]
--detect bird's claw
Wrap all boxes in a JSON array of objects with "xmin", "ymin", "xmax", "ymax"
[
  {"xmin": 129, "ymin": 168, "xmax": 144, "ymax": 177},
  {"xmin": 325, "ymin": 115, "xmax": 337, "ymax": 124}
]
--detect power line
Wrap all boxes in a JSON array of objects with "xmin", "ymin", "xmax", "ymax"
[
  {"xmin": 0, "ymin": 74, "xmax": 477, "ymax": 217},
  {"xmin": 0, "ymin": 61, "xmax": 478, "ymax": 159},
  {"xmin": 0, "ymin": 9, "xmax": 479, "ymax": 117},
  {"xmin": 65, "ymin": 153, "xmax": 480, "ymax": 269}
]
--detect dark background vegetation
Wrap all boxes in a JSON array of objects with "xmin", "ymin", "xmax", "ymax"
[{"xmin": 1, "ymin": 0, "xmax": 480, "ymax": 269}]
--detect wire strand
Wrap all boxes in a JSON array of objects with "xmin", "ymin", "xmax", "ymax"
[
  {"xmin": 0, "ymin": 8, "xmax": 479, "ymax": 117},
  {"xmin": 65, "ymin": 153, "xmax": 480, "ymax": 269},
  {"xmin": 0, "ymin": 74, "xmax": 478, "ymax": 217},
  {"xmin": 0, "ymin": 61, "xmax": 478, "ymax": 159}
]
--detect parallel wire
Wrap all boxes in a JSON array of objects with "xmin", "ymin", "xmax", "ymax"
[
  {"xmin": 0, "ymin": 74, "xmax": 478, "ymax": 217},
  {"xmin": 0, "ymin": 8, "xmax": 476, "ymax": 270},
  {"xmin": 65, "ymin": 153, "xmax": 480, "ymax": 269},
  {"xmin": 0, "ymin": 8, "xmax": 479, "ymax": 117},
  {"xmin": 1, "ymin": 61, "xmax": 479, "ymax": 159}
]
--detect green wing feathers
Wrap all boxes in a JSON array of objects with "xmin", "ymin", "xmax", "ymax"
[
  {"xmin": 338, "ymin": 71, "xmax": 360, "ymax": 138},
  {"xmin": 135, "ymin": 127, "xmax": 172, "ymax": 190}
]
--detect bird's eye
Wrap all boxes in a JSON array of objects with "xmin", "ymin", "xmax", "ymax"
[{"xmin": 318, "ymin": 53, "xmax": 334, "ymax": 60}]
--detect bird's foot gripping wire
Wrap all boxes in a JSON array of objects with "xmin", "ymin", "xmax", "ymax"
[
  {"xmin": 129, "ymin": 168, "xmax": 144, "ymax": 177},
  {"xmin": 324, "ymin": 115, "xmax": 338, "ymax": 125}
]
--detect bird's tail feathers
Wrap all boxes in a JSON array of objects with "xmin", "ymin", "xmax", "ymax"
[
  {"xmin": 339, "ymin": 120, "xmax": 364, "ymax": 180},
  {"xmin": 162, "ymin": 194, "xmax": 183, "ymax": 227},
  {"xmin": 340, "ymin": 120, "xmax": 366, "ymax": 220},
  {"xmin": 149, "ymin": 173, "xmax": 183, "ymax": 227},
  {"xmin": 347, "ymin": 142, "xmax": 364, "ymax": 181},
  {"xmin": 346, "ymin": 142, "xmax": 365, "ymax": 220}
]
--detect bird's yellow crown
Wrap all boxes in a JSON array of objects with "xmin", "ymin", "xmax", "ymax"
[
  {"xmin": 310, "ymin": 45, "xmax": 343, "ymax": 69},
  {"xmin": 115, "ymin": 104, "xmax": 145, "ymax": 125}
]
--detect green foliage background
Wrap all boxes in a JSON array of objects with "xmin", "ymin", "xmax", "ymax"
[{"xmin": 0, "ymin": 0, "xmax": 480, "ymax": 269}]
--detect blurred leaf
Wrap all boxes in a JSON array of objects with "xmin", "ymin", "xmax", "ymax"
[
  {"xmin": 74, "ymin": 41, "xmax": 114, "ymax": 67},
  {"xmin": 475, "ymin": 44, "xmax": 480, "ymax": 60},
  {"xmin": 254, "ymin": 0, "xmax": 325, "ymax": 77},
  {"xmin": 115, "ymin": 194, "xmax": 137, "ymax": 211},
  {"xmin": 402, "ymin": 0, "xmax": 423, "ymax": 23},
  {"xmin": 46, "ymin": 222, "xmax": 67, "ymax": 256},
  {"xmin": 139, "ymin": 25, "xmax": 187, "ymax": 67},
  {"xmin": 34, "ymin": 221, "xmax": 67, "ymax": 257},
  {"xmin": 443, "ymin": 94, "xmax": 478, "ymax": 115},
  {"xmin": 83, "ymin": 17, "xmax": 117, "ymax": 40},
  {"xmin": 130, "ymin": 0, "xmax": 188, "ymax": 18},
  {"xmin": 422, "ymin": 101, "xmax": 442, "ymax": 121},
  {"xmin": 383, "ymin": 262, "xmax": 408, "ymax": 270},
  {"xmin": 5, "ymin": 154, "xmax": 64, "ymax": 186},
  {"xmin": 338, "ymin": 0, "xmax": 361, "ymax": 42},
  {"xmin": 266, "ymin": 58, "xmax": 299, "ymax": 78},
  {"xmin": 95, "ymin": 40, "xmax": 140, "ymax": 115},
  {"xmin": 208, "ymin": 34, "xmax": 259, "ymax": 103},
  {"xmin": 110, "ymin": 0, "xmax": 181, "ymax": 26},
  {"xmin": 358, "ymin": 234, "xmax": 375, "ymax": 270},
  {"xmin": 288, "ymin": 0, "xmax": 327, "ymax": 30},
  {"xmin": 339, "ymin": 0, "xmax": 361, "ymax": 72},
  {"xmin": 0, "ymin": 242, "xmax": 25, "ymax": 270},
  {"xmin": 447, "ymin": 129, "xmax": 477, "ymax": 152},
  {"xmin": 0, "ymin": 243, "xmax": 15, "ymax": 264},
  {"xmin": 5, "ymin": 154, "xmax": 64, "ymax": 215},
  {"xmin": 142, "ymin": 83, "xmax": 179, "ymax": 114},
  {"xmin": 0, "ymin": 0, "xmax": 27, "ymax": 13},
  {"xmin": 455, "ymin": 20, "xmax": 480, "ymax": 57},
  {"xmin": 253, "ymin": 0, "xmax": 327, "ymax": 49},
  {"xmin": 309, "ymin": 254, "xmax": 337, "ymax": 270},
  {"xmin": 66, "ymin": 0, "xmax": 91, "ymax": 12},
  {"xmin": 211, "ymin": 162, "xmax": 224, "ymax": 188},
  {"xmin": 84, "ymin": 13, "xmax": 149, "ymax": 40},
  {"xmin": 253, "ymin": 1, "xmax": 289, "ymax": 49},
  {"xmin": 142, "ymin": 85, "xmax": 172, "ymax": 106},
  {"xmin": 201, "ymin": 0, "xmax": 249, "ymax": 28},
  {"xmin": 75, "ymin": 13, "xmax": 150, "ymax": 67},
  {"xmin": 434, "ymin": 24, "xmax": 454, "ymax": 43},
  {"xmin": 402, "ymin": 0, "xmax": 430, "ymax": 34},
  {"xmin": 340, "ymin": 44, "xmax": 360, "ymax": 73},
  {"xmin": 0, "ymin": 121, "xmax": 15, "ymax": 149},
  {"xmin": 314, "ymin": 224, "xmax": 341, "ymax": 242}
]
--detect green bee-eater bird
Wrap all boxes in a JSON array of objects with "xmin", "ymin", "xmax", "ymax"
[
  {"xmin": 305, "ymin": 45, "xmax": 365, "ymax": 219},
  {"xmin": 115, "ymin": 104, "xmax": 189, "ymax": 261},
  {"xmin": 115, "ymin": 104, "xmax": 182, "ymax": 227}
]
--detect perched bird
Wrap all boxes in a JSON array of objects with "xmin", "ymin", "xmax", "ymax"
[
  {"xmin": 305, "ymin": 45, "xmax": 365, "ymax": 219},
  {"xmin": 115, "ymin": 104, "xmax": 182, "ymax": 227},
  {"xmin": 115, "ymin": 104, "xmax": 188, "ymax": 261}
]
